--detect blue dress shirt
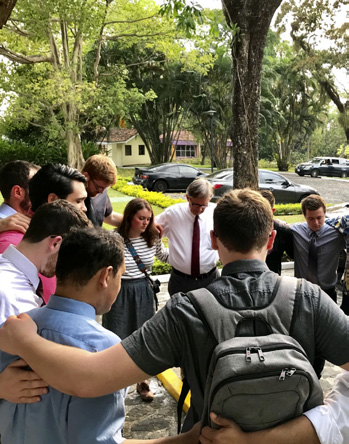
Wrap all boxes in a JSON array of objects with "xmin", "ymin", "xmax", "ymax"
[
  {"xmin": 0, "ymin": 296, "xmax": 126, "ymax": 443},
  {"xmin": 291, "ymin": 222, "xmax": 346, "ymax": 290}
]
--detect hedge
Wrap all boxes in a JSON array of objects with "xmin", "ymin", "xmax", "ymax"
[{"xmin": 113, "ymin": 177, "xmax": 185, "ymax": 209}]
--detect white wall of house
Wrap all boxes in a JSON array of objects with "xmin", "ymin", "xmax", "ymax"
[{"xmin": 99, "ymin": 134, "xmax": 151, "ymax": 167}]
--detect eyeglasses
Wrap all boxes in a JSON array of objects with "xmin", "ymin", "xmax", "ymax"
[
  {"xmin": 91, "ymin": 177, "xmax": 107, "ymax": 193},
  {"xmin": 188, "ymin": 197, "xmax": 209, "ymax": 209}
]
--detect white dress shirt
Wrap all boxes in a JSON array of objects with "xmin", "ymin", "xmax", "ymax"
[
  {"xmin": 0, "ymin": 203, "xmax": 16, "ymax": 220},
  {"xmin": 304, "ymin": 371, "xmax": 349, "ymax": 444},
  {"xmin": 0, "ymin": 245, "xmax": 42, "ymax": 323},
  {"xmin": 156, "ymin": 202, "xmax": 218, "ymax": 275}
]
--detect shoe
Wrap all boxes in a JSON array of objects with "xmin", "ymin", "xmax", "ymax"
[{"xmin": 136, "ymin": 381, "xmax": 154, "ymax": 402}]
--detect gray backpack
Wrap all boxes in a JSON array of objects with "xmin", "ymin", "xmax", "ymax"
[{"xmin": 187, "ymin": 276, "xmax": 323, "ymax": 432}]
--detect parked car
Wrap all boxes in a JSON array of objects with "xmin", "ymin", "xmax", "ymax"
[
  {"xmin": 295, "ymin": 157, "xmax": 349, "ymax": 178},
  {"xmin": 207, "ymin": 169, "xmax": 320, "ymax": 203},
  {"xmin": 132, "ymin": 163, "xmax": 206, "ymax": 192}
]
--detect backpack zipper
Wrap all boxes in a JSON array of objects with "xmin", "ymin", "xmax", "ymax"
[
  {"xmin": 214, "ymin": 343, "xmax": 308, "ymax": 365},
  {"xmin": 209, "ymin": 369, "xmax": 313, "ymax": 413}
]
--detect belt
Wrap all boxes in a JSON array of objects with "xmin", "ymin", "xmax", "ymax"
[{"xmin": 172, "ymin": 267, "xmax": 217, "ymax": 280}]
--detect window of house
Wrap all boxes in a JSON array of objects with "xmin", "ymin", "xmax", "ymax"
[
  {"xmin": 139, "ymin": 145, "xmax": 145, "ymax": 155},
  {"xmin": 125, "ymin": 145, "xmax": 132, "ymax": 156},
  {"xmin": 175, "ymin": 144, "xmax": 196, "ymax": 158}
]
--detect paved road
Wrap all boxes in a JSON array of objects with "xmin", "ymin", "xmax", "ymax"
[{"xmin": 278, "ymin": 172, "xmax": 349, "ymax": 204}]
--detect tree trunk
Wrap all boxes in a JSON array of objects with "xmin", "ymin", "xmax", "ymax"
[
  {"xmin": 0, "ymin": 0, "xmax": 17, "ymax": 28},
  {"xmin": 66, "ymin": 130, "xmax": 85, "ymax": 170},
  {"xmin": 222, "ymin": 0, "xmax": 282, "ymax": 189}
]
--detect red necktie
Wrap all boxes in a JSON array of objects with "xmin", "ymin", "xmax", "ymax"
[{"xmin": 191, "ymin": 215, "xmax": 200, "ymax": 278}]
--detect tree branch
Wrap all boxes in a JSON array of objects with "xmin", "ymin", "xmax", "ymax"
[
  {"xmin": 4, "ymin": 22, "xmax": 31, "ymax": 37},
  {"xmin": 105, "ymin": 31, "xmax": 172, "ymax": 40},
  {"xmin": 104, "ymin": 15, "xmax": 155, "ymax": 26},
  {"xmin": 0, "ymin": 45, "xmax": 52, "ymax": 64}
]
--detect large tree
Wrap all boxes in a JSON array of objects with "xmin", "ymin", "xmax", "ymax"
[
  {"xmin": 259, "ymin": 33, "xmax": 329, "ymax": 170},
  {"xmin": 162, "ymin": 0, "xmax": 282, "ymax": 188},
  {"xmin": 0, "ymin": 0, "xmax": 173, "ymax": 168},
  {"xmin": 222, "ymin": 0, "xmax": 282, "ymax": 188},
  {"xmin": 276, "ymin": 0, "xmax": 348, "ymax": 147},
  {"xmin": 188, "ymin": 46, "xmax": 233, "ymax": 170}
]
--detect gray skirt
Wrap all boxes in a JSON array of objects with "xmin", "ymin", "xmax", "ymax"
[{"xmin": 102, "ymin": 277, "xmax": 155, "ymax": 340}]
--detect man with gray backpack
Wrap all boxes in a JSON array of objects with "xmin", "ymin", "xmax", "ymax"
[{"xmin": 0, "ymin": 189, "xmax": 349, "ymax": 442}]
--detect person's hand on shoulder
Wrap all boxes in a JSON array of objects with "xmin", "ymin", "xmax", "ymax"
[
  {"xmin": 0, "ymin": 213, "xmax": 31, "ymax": 234},
  {"xmin": 0, "ymin": 313, "xmax": 38, "ymax": 356},
  {"xmin": 0, "ymin": 358, "xmax": 48, "ymax": 403}
]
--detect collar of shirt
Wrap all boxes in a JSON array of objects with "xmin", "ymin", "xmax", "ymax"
[
  {"xmin": 186, "ymin": 202, "xmax": 216, "ymax": 221},
  {"xmin": 46, "ymin": 294, "xmax": 96, "ymax": 319},
  {"xmin": 306, "ymin": 223, "xmax": 327, "ymax": 238},
  {"xmin": 221, "ymin": 259, "xmax": 269, "ymax": 276},
  {"xmin": 2, "ymin": 245, "xmax": 40, "ymax": 290},
  {"xmin": 0, "ymin": 203, "xmax": 17, "ymax": 219}
]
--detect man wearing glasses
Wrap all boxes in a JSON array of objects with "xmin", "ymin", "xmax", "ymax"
[
  {"xmin": 81, "ymin": 155, "xmax": 123, "ymax": 228},
  {"xmin": 156, "ymin": 177, "xmax": 219, "ymax": 295}
]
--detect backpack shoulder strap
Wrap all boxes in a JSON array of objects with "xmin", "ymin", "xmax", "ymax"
[
  {"xmin": 263, "ymin": 276, "xmax": 300, "ymax": 334},
  {"xmin": 187, "ymin": 276, "xmax": 300, "ymax": 343}
]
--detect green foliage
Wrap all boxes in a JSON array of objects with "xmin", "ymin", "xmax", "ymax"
[
  {"xmin": 275, "ymin": 0, "xmax": 347, "ymax": 144},
  {"xmin": 337, "ymin": 144, "xmax": 349, "ymax": 158},
  {"xmin": 151, "ymin": 259, "xmax": 173, "ymax": 275},
  {"xmin": 0, "ymin": 139, "xmax": 99, "ymax": 167},
  {"xmin": 273, "ymin": 203, "xmax": 302, "ymax": 216},
  {"xmin": 159, "ymin": 0, "xmax": 204, "ymax": 37},
  {"xmin": 0, "ymin": 0, "xmax": 193, "ymax": 167},
  {"xmin": 259, "ymin": 31, "xmax": 328, "ymax": 170},
  {"xmin": 113, "ymin": 178, "xmax": 185, "ymax": 208}
]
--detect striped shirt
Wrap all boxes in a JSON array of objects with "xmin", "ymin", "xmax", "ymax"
[{"xmin": 120, "ymin": 235, "xmax": 169, "ymax": 280}]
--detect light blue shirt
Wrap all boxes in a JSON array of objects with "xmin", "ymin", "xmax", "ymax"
[
  {"xmin": 0, "ymin": 203, "xmax": 16, "ymax": 220},
  {"xmin": 0, "ymin": 296, "xmax": 127, "ymax": 444}
]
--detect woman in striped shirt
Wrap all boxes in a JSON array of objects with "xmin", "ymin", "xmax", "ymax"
[{"xmin": 103, "ymin": 198, "xmax": 169, "ymax": 402}]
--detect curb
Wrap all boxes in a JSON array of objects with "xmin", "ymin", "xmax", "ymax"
[{"xmin": 157, "ymin": 369, "xmax": 191, "ymax": 413}]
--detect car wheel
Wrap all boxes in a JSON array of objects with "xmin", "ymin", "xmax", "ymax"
[
  {"xmin": 298, "ymin": 194, "xmax": 310, "ymax": 203},
  {"xmin": 340, "ymin": 171, "xmax": 347, "ymax": 178},
  {"xmin": 153, "ymin": 180, "xmax": 168, "ymax": 193},
  {"xmin": 297, "ymin": 172, "xmax": 304, "ymax": 176},
  {"xmin": 310, "ymin": 169, "xmax": 319, "ymax": 178}
]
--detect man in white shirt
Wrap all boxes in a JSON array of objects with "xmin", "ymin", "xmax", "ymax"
[
  {"xmin": 0, "ymin": 200, "xmax": 90, "ymax": 323},
  {"xmin": 156, "ymin": 178, "xmax": 219, "ymax": 295}
]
